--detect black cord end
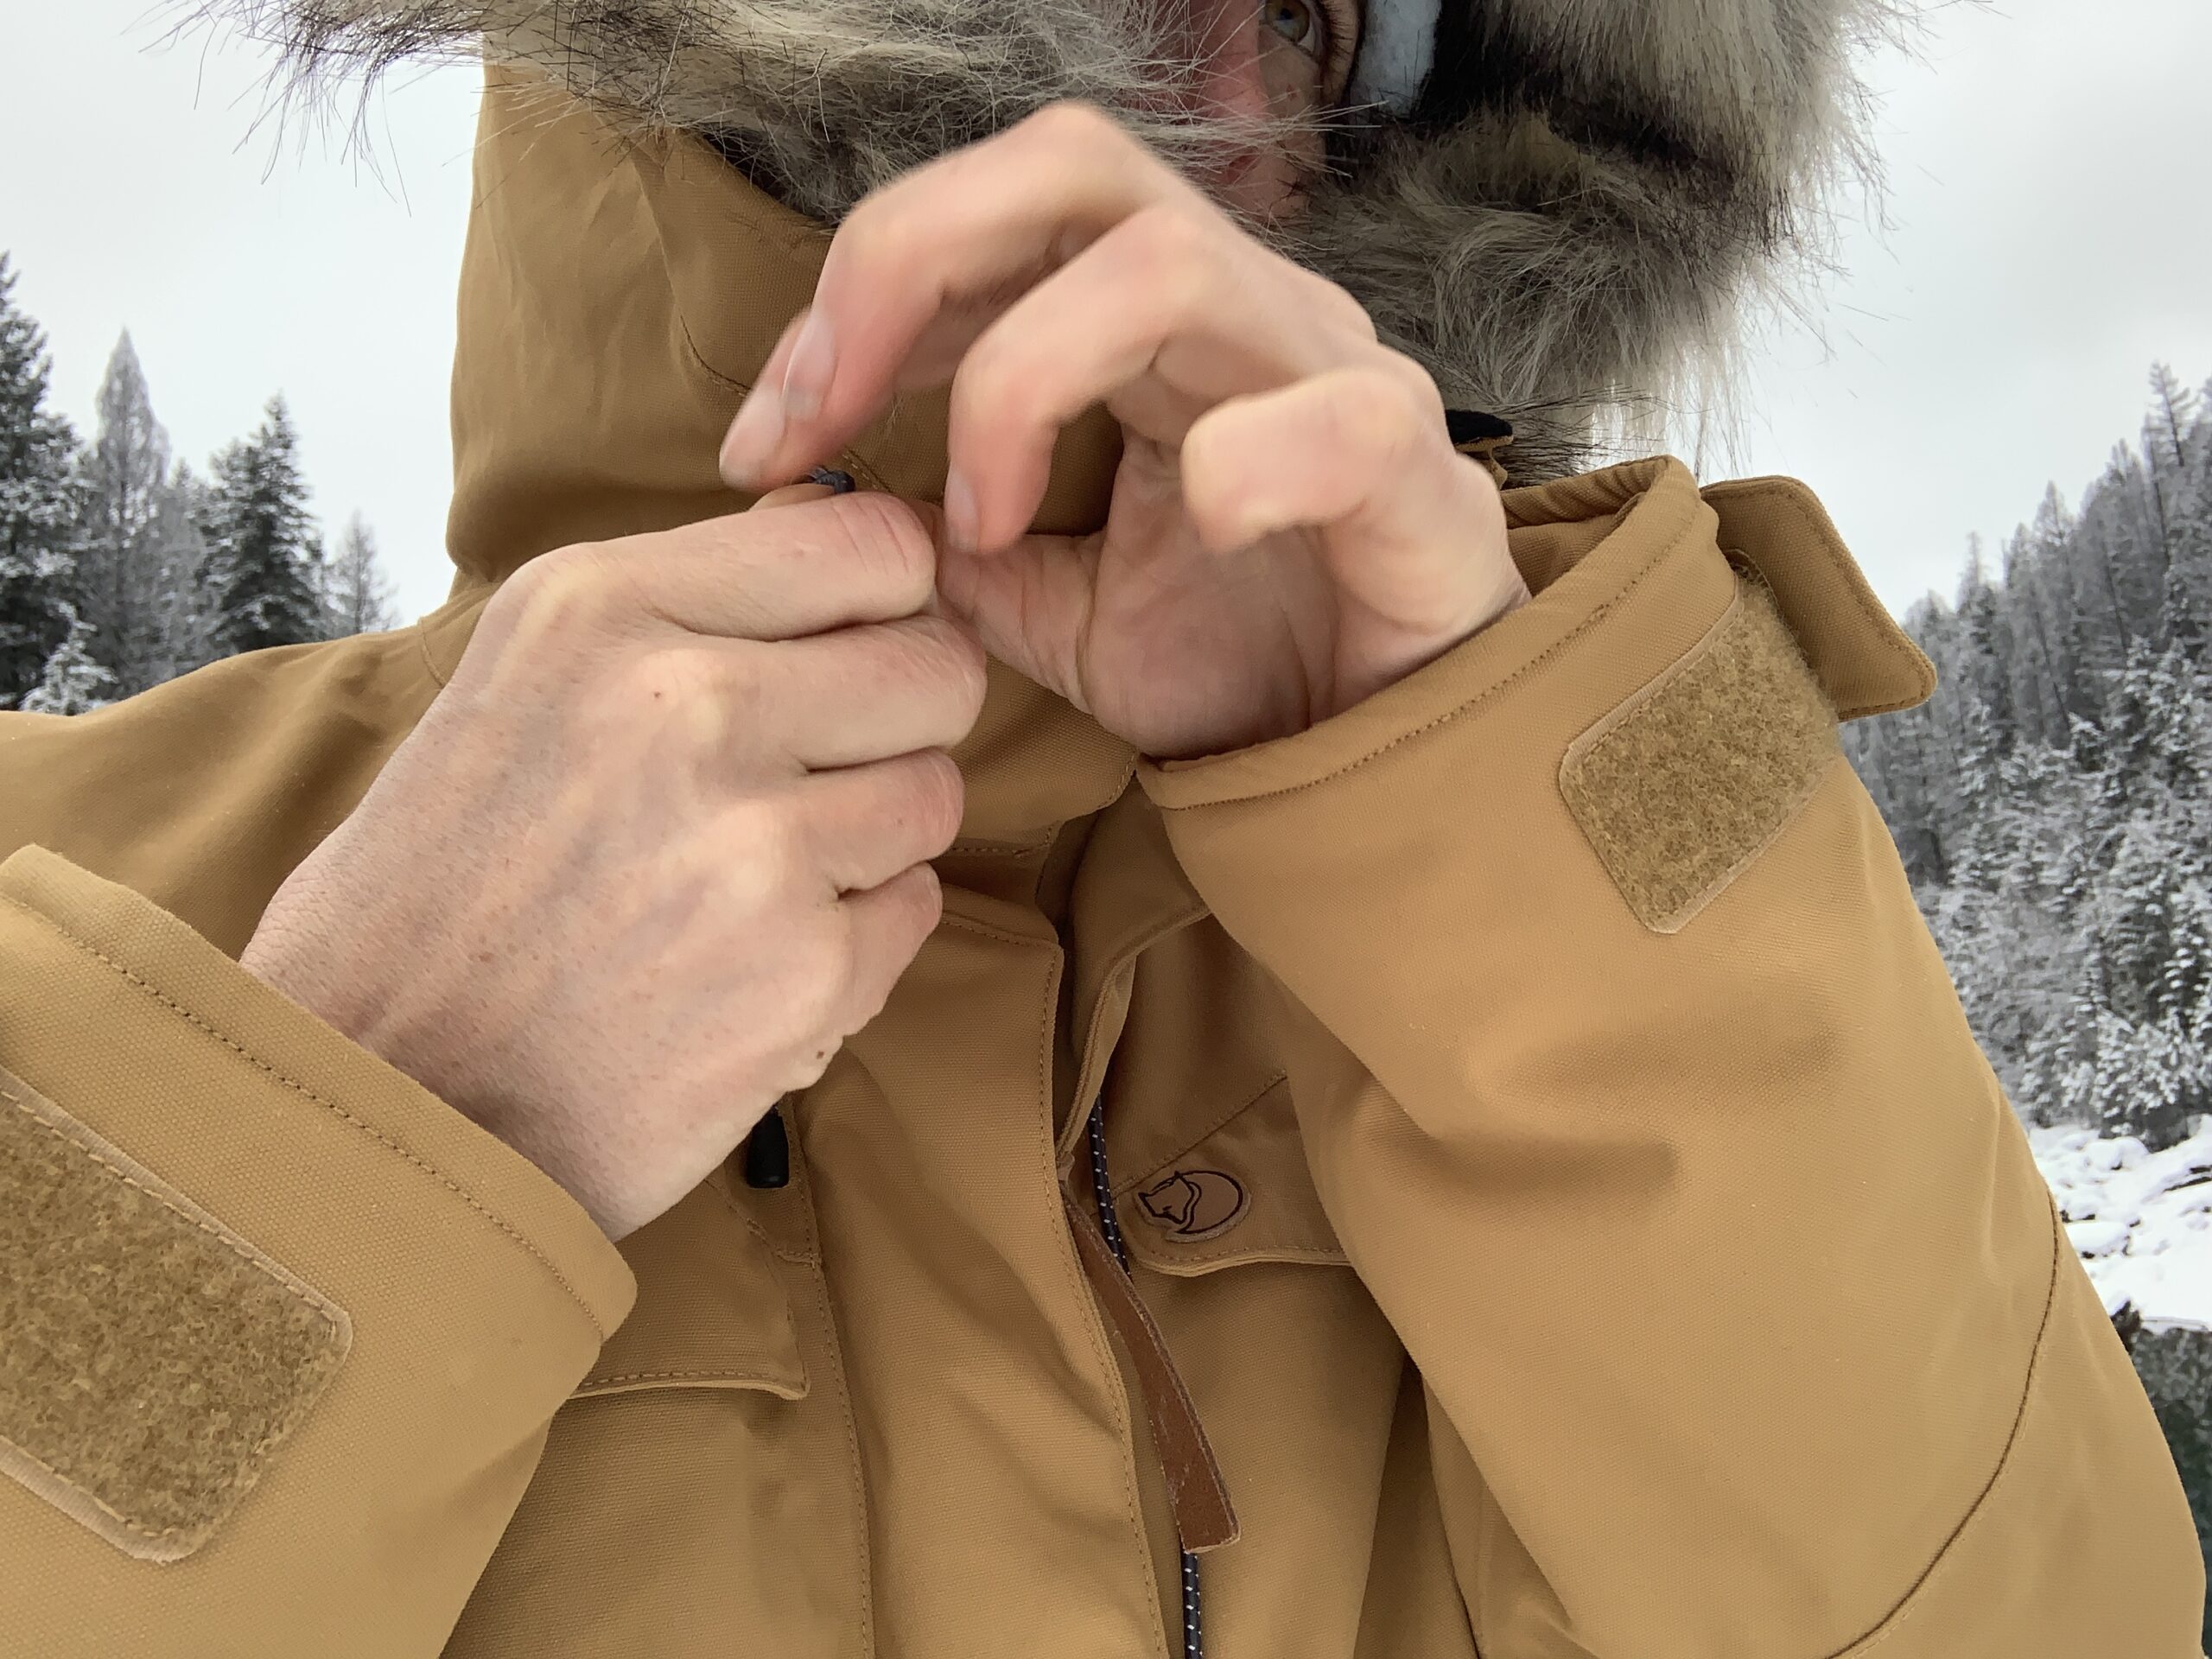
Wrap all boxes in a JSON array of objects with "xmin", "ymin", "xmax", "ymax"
[{"xmin": 741, "ymin": 1104, "xmax": 791, "ymax": 1189}]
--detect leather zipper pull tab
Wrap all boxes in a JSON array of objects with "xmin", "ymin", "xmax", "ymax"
[
  {"xmin": 741, "ymin": 1103, "xmax": 791, "ymax": 1190},
  {"xmin": 1063, "ymin": 1189, "xmax": 1240, "ymax": 1552}
]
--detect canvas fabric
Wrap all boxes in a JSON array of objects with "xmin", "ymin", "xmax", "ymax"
[{"xmin": 0, "ymin": 72, "xmax": 2202, "ymax": 1659}]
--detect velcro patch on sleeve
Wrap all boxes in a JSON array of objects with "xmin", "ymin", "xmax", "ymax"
[
  {"xmin": 1560, "ymin": 569, "xmax": 1840, "ymax": 934},
  {"xmin": 0, "ymin": 1063, "xmax": 351, "ymax": 1563}
]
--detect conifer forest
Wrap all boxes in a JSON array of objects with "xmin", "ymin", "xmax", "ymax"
[{"xmin": 0, "ymin": 253, "xmax": 397, "ymax": 714}]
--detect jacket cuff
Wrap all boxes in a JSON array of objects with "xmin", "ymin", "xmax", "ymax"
[
  {"xmin": 0, "ymin": 843, "xmax": 632, "ymax": 1624},
  {"xmin": 1137, "ymin": 457, "xmax": 1739, "ymax": 974}
]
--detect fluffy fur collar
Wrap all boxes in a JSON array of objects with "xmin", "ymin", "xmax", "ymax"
[{"xmin": 217, "ymin": 0, "xmax": 1899, "ymax": 480}]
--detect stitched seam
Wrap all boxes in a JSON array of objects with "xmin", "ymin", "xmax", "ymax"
[
  {"xmin": 0, "ymin": 1427, "xmax": 216, "ymax": 1545},
  {"xmin": 1157, "ymin": 496, "xmax": 1700, "ymax": 812},
  {"xmin": 1142, "ymin": 1243, "xmax": 1348, "ymax": 1270},
  {"xmin": 1845, "ymin": 691, "xmax": 1934, "ymax": 721},
  {"xmin": 0, "ymin": 891, "xmax": 613, "ymax": 1341},
  {"xmin": 1032, "ymin": 951, "xmax": 1166, "ymax": 1655},
  {"xmin": 1116, "ymin": 1071, "xmax": 1289, "ymax": 1196},
  {"xmin": 1826, "ymin": 1185, "xmax": 2066, "ymax": 1657},
  {"xmin": 937, "ymin": 912, "xmax": 1054, "ymax": 950},
  {"xmin": 417, "ymin": 589, "xmax": 493, "ymax": 689},
  {"xmin": 706, "ymin": 1175, "xmax": 818, "ymax": 1266},
  {"xmin": 1558, "ymin": 587, "xmax": 1745, "ymax": 776},
  {"xmin": 798, "ymin": 1240, "xmax": 875, "ymax": 1651},
  {"xmin": 1061, "ymin": 893, "xmax": 1213, "ymax": 1165},
  {"xmin": 410, "ymin": 620, "xmax": 448, "ymax": 690},
  {"xmin": 1086, "ymin": 1210, "xmax": 1236, "ymax": 1526},
  {"xmin": 576, "ymin": 1368, "xmax": 794, "ymax": 1389}
]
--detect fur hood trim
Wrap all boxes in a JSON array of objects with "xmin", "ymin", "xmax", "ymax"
[{"xmin": 216, "ymin": 0, "xmax": 1901, "ymax": 479}]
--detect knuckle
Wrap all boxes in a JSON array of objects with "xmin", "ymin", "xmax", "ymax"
[
  {"xmin": 849, "ymin": 874, "xmax": 939, "ymax": 1007},
  {"xmin": 828, "ymin": 492, "xmax": 937, "ymax": 611},
  {"xmin": 1122, "ymin": 207, "xmax": 1215, "ymax": 309},
  {"xmin": 946, "ymin": 347, "xmax": 1016, "ymax": 442},
  {"xmin": 493, "ymin": 544, "xmax": 613, "ymax": 640},
  {"xmin": 1026, "ymin": 99, "xmax": 1120, "ymax": 153},
  {"xmin": 897, "ymin": 750, "xmax": 968, "ymax": 851},
  {"xmin": 1378, "ymin": 348, "xmax": 1445, "ymax": 416},
  {"xmin": 1308, "ymin": 273, "xmax": 1377, "ymax": 340},
  {"xmin": 880, "ymin": 873, "xmax": 946, "ymax": 984},
  {"xmin": 901, "ymin": 864, "xmax": 947, "ymax": 944},
  {"xmin": 618, "ymin": 642, "xmax": 725, "ymax": 711},
  {"xmin": 725, "ymin": 798, "xmax": 808, "ymax": 902},
  {"xmin": 836, "ymin": 189, "xmax": 908, "ymax": 278},
  {"xmin": 1347, "ymin": 361, "xmax": 1440, "ymax": 463},
  {"xmin": 784, "ymin": 924, "xmax": 853, "ymax": 1035},
  {"xmin": 905, "ymin": 614, "xmax": 990, "ymax": 717}
]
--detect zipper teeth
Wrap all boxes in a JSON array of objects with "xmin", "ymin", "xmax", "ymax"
[{"xmin": 1084, "ymin": 1103, "xmax": 1205, "ymax": 1659}]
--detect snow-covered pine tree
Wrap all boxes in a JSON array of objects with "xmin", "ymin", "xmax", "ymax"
[
  {"xmin": 321, "ymin": 512, "xmax": 398, "ymax": 637},
  {"xmin": 0, "ymin": 254, "xmax": 82, "ymax": 707},
  {"xmin": 19, "ymin": 613, "xmax": 115, "ymax": 715},
  {"xmin": 72, "ymin": 333, "xmax": 212, "ymax": 695},
  {"xmin": 1846, "ymin": 363, "xmax": 2212, "ymax": 1151},
  {"xmin": 152, "ymin": 458, "xmax": 219, "ymax": 678},
  {"xmin": 198, "ymin": 396, "xmax": 324, "ymax": 658},
  {"xmin": 2146, "ymin": 364, "xmax": 2212, "ymax": 643}
]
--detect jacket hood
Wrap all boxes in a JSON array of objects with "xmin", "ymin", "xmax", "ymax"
[{"xmin": 229, "ymin": 0, "xmax": 1897, "ymax": 479}]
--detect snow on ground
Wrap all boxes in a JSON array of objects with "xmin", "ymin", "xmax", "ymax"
[{"xmin": 2031, "ymin": 1120, "xmax": 2212, "ymax": 1332}]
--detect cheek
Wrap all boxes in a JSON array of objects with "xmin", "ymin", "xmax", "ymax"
[
  {"xmin": 1255, "ymin": 29, "xmax": 1326, "ymax": 120},
  {"xmin": 1188, "ymin": 0, "xmax": 1322, "ymax": 118}
]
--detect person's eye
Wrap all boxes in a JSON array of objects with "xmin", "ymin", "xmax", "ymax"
[{"xmin": 1261, "ymin": 0, "xmax": 1328, "ymax": 59}]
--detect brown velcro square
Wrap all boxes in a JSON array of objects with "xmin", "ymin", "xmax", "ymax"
[
  {"xmin": 0, "ymin": 1062, "xmax": 350, "ymax": 1562},
  {"xmin": 1560, "ymin": 567, "xmax": 1840, "ymax": 934}
]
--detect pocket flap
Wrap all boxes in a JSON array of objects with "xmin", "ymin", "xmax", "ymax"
[
  {"xmin": 575, "ymin": 1171, "xmax": 809, "ymax": 1401},
  {"xmin": 1115, "ymin": 1077, "xmax": 1350, "ymax": 1275}
]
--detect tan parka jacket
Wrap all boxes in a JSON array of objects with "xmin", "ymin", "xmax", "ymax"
[{"xmin": 0, "ymin": 72, "xmax": 2202, "ymax": 1659}]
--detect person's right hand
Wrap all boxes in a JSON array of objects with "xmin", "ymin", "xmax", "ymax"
[{"xmin": 240, "ymin": 489, "xmax": 985, "ymax": 1241}]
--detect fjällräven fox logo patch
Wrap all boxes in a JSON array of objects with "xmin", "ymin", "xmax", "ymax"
[{"xmin": 1137, "ymin": 1170, "xmax": 1249, "ymax": 1242}]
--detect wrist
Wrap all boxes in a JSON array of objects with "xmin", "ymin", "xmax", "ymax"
[{"xmin": 1320, "ymin": 560, "xmax": 1532, "ymax": 727}]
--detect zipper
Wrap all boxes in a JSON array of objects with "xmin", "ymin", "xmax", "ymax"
[{"xmin": 1084, "ymin": 1101, "xmax": 1208, "ymax": 1659}]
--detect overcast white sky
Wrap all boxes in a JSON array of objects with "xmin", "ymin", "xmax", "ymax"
[{"xmin": 5, "ymin": 0, "xmax": 2209, "ymax": 625}]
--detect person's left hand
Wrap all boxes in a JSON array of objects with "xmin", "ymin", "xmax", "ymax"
[{"xmin": 719, "ymin": 99, "xmax": 1529, "ymax": 760}]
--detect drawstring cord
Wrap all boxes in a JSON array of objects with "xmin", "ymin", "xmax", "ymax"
[{"xmin": 1086, "ymin": 1103, "xmax": 1206, "ymax": 1659}]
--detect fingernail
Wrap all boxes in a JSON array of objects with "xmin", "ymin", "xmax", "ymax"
[
  {"xmin": 943, "ymin": 471, "xmax": 979, "ymax": 556},
  {"xmin": 721, "ymin": 386, "xmax": 786, "ymax": 486},
  {"xmin": 781, "ymin": 309, "xmax": 836, "ymax": 421}
]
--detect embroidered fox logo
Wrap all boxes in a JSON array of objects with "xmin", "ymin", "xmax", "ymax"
[{"xmin": 1136, "ymin": 1170, "xmax": 1249, "ymax": 1241}]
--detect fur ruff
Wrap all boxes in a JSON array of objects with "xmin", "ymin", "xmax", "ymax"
[{"xmin": 212, "ymin": 0, "xmax": 1901, "ymax": 480}]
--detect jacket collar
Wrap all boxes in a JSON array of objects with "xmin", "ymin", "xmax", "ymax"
[{"xmin": 437, "ymin": 69, "xmax": 1140, "ymax": 855}]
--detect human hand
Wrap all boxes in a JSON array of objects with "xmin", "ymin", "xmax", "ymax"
[
  {"xmin": 718, "ymin": 100, "xmax": 1530, "ymax": 760},
  {"xmin": 240, "ymin": 496, "xmax": 985, "ymax": 1239}
]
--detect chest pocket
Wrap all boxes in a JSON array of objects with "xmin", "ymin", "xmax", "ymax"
[
  {"xmin": 447, "ymin": 1129, "xmax": 870, "ymax": 1659},
  {"xmin": 1109, "ymin": 1072, "xmax": 1351, "ymax": 1276},
  {"xmin": 573, "ymin": 1158, "xmax": 811, "ymax": 1401}
]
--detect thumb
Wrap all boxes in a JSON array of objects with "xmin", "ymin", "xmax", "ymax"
[{"xmin": 927, "ymin": 514, "xmax": 1099, "ymax": 711}]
